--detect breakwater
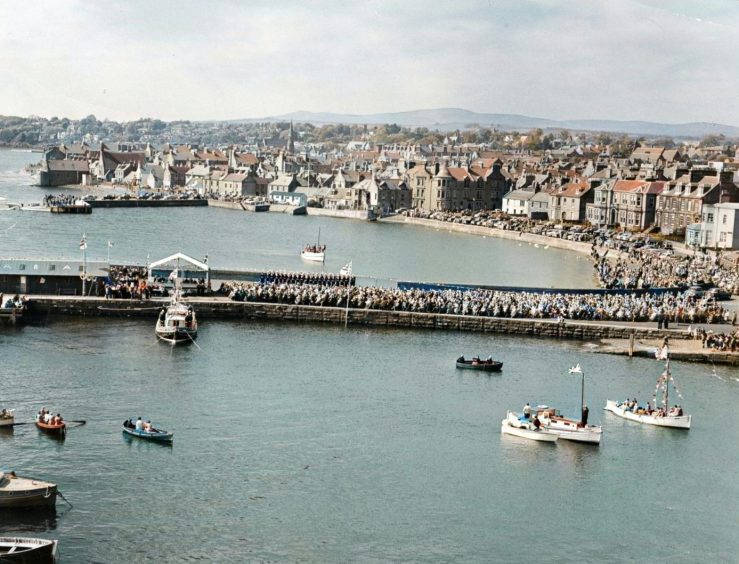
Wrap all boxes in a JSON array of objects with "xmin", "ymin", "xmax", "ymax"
[{"xmin": 28, "ymin": 295, "xmax": 685, "ymax": 341}]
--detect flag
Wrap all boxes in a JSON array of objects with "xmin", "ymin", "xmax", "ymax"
[
  {"xmin": 655, "ymin": 345, "xmax": 669, "ymax": 360},
  {"xmin": 568, "ymin": 364, "xmax": 582, "ymax": 375},
  {"xmin": 107, "ymin": 240, "xmax": 114, "ymax": 248},
  {"xmin": 79, "ymin": 237, "xmax": 87, "ymax": 250}
]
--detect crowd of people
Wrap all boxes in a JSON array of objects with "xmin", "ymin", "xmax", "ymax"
[
  {"xmin": 690, "ymin": 327, "xmax": 739, "ymax": 352},
  {"xmin": 221, "ymin": 280, "xmax": 729, "ymax": 324},
  {"xmin": 104, "ymin": 266, "xmax": 152, "ymax": 299},
  {"xmin": 43, "ymin": 193, "xmax": 81, "ymax": 207},
  {"xmin": 0, "ymin": 294, "xmax": 27, "ymax": 309},
  {"xmin": 593, "ymin": 244, "xmax": 739, "ymax": 293}
]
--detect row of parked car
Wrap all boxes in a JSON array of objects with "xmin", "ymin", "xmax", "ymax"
[{"xmin": 81, "ymin": 192, "xmax": 203, "ymax": 202}]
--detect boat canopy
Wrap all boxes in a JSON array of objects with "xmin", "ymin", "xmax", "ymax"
[{"xmin": 149, "ymin": 252, "xmax": 209, "ymax": 281}]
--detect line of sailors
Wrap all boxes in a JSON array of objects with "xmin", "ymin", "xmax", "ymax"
[{"xmin": 258, "ymin": 271, "xmax": 354, "ymax": 287}]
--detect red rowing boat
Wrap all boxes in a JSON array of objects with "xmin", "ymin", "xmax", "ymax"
[{"xmin": 35, "ymin": 419, "xmax": 66, "ymax": 436}]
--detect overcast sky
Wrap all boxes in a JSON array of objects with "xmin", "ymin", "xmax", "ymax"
[{"xmin": 1, "ymin": 0, "xmax": 738, "ymax": 125}]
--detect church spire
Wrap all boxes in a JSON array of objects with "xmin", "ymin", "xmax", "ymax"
[{"xmin": 287, "ymin": 120, "xmax": 295, "ymax": 155}]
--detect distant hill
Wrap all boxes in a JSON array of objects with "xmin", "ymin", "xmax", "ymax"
[{"xmin": 231, "ymin": 108, "xmax": 739, "ymax": 138}]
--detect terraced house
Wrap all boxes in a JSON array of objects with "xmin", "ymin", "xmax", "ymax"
[
  {"xmin": 612, "ymin": 179, "xmax": 664, "ymax": 230},
  {"xmin": 656, "ymin": 169, "xmax": 737, "ymax": 235}
]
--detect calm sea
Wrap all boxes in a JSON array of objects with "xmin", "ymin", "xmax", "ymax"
[{"xmin": 1, "ymin": 151, "xmax": 738, "ymax": 563}]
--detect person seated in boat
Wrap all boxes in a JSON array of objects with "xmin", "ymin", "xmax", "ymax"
[
  {"xmin": 532, "ymin": 415, "xmax": 542, "ymax": 430},
  {"xmin": 580, "ymin": 405, "xmax": 589, "ymax": 427},
  {"xmin": 135, "ymin": 417, "xmax": 144, "ymax": 430},
  {"xmin": 43, "ymin": 410, "xmax": 53, "ymax": 424},
  {"xmin": 523, "ymin": 402, "xmax": 532, "ymax": 419},
  {"xmin": 144, "ymin": 420, "xmax": 153, "ymax": 432},
  {"xmin": 471, "ymin": 357, "xmax": 479, "ymax": 365},
  {"xmin": 676, "ymin": 405, "xmax": 683, "ymax": 416},
  {"xmin": 457, "ymin": 355, "xmax": 464, "ymax": 363}
]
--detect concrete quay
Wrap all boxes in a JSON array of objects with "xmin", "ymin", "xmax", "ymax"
[
  {"xmin": 29, "ymin": 294, "xmax": 736, "ymax": 354},
  {"xmin": 89, "ymin": 199, "xmax": 207, "ymax": 208}
]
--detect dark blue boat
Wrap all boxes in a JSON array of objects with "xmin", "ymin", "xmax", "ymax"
[{"xmin": 122, "ymin": 422, "xmax": 173, "ymax": 442}]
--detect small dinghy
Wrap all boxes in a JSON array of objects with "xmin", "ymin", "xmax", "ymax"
[
  {"xmin": 500, "ymin": 412, "xmax": 558, "ymax": 442},
  {"xmin": 0, "ymin": 408, "xmax": 14, "ymax": 427},
  {"xmin": 456, "ymin": 356, "xmax": 503, "ymax": 372},
  {"xmin": 122, "ymin": 419, "xmax": 173, "ymax": 442},
  {"xmin": 0, "ymin": 537, "xmax": 58, "ymax": 562},
  {"xmin": 34, "ymin": 418, "xmax": 66, "ymax": 437}
]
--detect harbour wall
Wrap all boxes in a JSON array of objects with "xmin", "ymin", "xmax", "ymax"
[{"xmin": 28, "ymin": 296, "xmax": 688, "ymax": 342}]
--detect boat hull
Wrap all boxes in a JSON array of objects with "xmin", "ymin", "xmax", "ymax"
[
  {"xmin": 34, "ymin": 421, "xmax": 66, "ymax": 437},
  {"xmin": 538, "ymin": 411, "xmax": 602, "ymax": 444},
  {"xmin": 0, "ymin": 475, "xmax": 58, "ymax": 509},
  {"xmin": 456, "ymin": 360, "xmax": 503, "ymax": 372},
  {"xmin": 0, "ymin": 537, "xmax": 58, "ymax": 563},
  {"xmin": 300, "ymin": 251, "xmax": 325, "ymax": 262},
  {"xmin": 501, "ymin": 413, "xmax": 558, "ymax": 442},
  {"xmin": 155, "ymin": 327, "xmax": 197, "ymax": 344},
  {"xmin": 0, "ymin": 409, "xmax": 14, "ymax": 427},
  {"xmin": 122, "ymin": 426, "xmax": 173, "ymax": 442},
  {"xmin": 604, "ymin": 400, "xmax": 691, "ymax": 429}
]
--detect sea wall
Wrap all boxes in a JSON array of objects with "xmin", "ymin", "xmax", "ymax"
[
  {"xmin": 89, "ymin": 199, "xmax": 207, "ymax": 208},
  {"xmin": 306, "ymin": 208, "xmax": 370, "ymax": 220},
  {"xmin": 28, "ymin": 296, "xmax": 688, "ymax": 342}
]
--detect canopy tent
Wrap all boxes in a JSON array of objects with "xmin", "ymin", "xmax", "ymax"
[{"xmin": 148, "ymin": 252, "xmax": 209, "ymax": 284}]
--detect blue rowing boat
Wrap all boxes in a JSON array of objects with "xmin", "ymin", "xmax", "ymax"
[{"xmin": 122, "ymin": 425, "xmax": 173, "ymax": 443}]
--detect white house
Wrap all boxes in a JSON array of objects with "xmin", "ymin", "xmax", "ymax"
[{"xmin": 692, "ymin": 203, "xmax": 739, "ymax": 249}]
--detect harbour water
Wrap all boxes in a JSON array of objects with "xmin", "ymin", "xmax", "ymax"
[{"xmin": 1, "ymin": 151, "xmax": 738, "ymax": 562}]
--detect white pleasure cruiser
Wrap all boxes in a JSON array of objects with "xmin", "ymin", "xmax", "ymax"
[{"xmin": 501, "ymin": 411, "xmax": 559, "ymax": 442}]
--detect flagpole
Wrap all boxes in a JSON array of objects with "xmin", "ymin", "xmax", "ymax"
[{"xmin": 81, "ymin": 233, "xmax": 87, "ymax": 296}]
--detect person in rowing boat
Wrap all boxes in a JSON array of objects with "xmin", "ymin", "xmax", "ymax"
[{"xmin": 135, "ymin": 417, "xmax": 144, "ymax": 430}]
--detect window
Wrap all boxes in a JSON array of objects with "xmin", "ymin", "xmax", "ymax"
[
  {"xmin": 18, "ymin": 264, "xmax": 25, "ymax": 270},
  {"xmin": 48, "ymin": 264, "xmax": 56, "ymax": 271},
  {"xmin": 722, "ymin": 215, "xmax": 727, "ymax": 225}
]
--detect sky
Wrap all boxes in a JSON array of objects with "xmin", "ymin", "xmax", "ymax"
[{"xmin": 1, "ymin": 0, "xmax": 738, "ymax": 125}]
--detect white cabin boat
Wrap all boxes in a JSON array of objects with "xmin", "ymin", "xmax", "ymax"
[
  {"xmin": 301, "ymin": 228, "xmax": 326, "ymax": 262},
  {"xmin": 155, "ymin": 293, "xmax": 197, "ymax": 344},
  {"xmin": 604, "ymin": 354, "xmax": 691, "ymax": 430},
  {"xmin": 501, "ymin": 412, "xmax": 558, "ymax": 442},
  {"xmin": 300, "ymin": 246, "xmax": 326, "ymax": 262},
  {"xmin": 536, "ymin": 364, "xmax": 602, "ymax": 444},
  {"xmin": 0, "ymin": 408, "xmax": 14, "ymax": 427},
  {"xmin": 537, "ymin": 407, "xmax": 602, "ymax": 444}
]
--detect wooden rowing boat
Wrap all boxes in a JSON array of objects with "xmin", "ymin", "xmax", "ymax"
[
  {"xmin": 456, "ymin": 356, "xmax": 503, "ymax": 372},
  {"xmin": 34, "ymin": 419, "xmax": 66, "ymax": 437},
  {"xmin": 0, "ymin": 536, "xmax": 57, "ymax": 562},
  {"xmin": 122, "ymin": 426, "xmax": 173, "ymax": 443}
]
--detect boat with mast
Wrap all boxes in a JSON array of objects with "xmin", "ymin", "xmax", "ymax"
[
  {"xmin": 604, "ymin": 347, "xmax": 691, "ymax": 429},
  {"xmin": 301, "ymin": 228, "xmax": 326, "ymax": 262},
  {"xmin": 154, "ymin": 259, "xmax": 198, "ymax": 345},
  {"xmin": 536, "ymin": 364, "xmax": 602, "ymax": 444}
]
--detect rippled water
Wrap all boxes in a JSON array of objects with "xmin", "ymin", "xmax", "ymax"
[{"xmin": 1, "ymin": 151, "xmax": 738, "ymax": 562}]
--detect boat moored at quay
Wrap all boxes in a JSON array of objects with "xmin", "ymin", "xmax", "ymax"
[{"xmin": 155, "ymin": 292, "xmax": 198, "ymax": 344}]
